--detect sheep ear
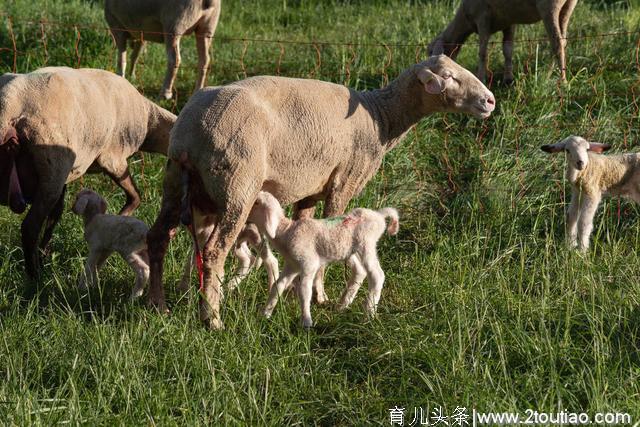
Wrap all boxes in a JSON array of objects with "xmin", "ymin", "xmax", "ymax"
[
  {"xmin": 73, "ymin": 196, "xmax": 88, "ymax": 215},
  {"xmin": 588, "ymin": 143, "xmax": 612, "ymax": 153},
  {"xmin": 99, "ymin": 198, "xmax": 107, "ymax": 214},
  {"xmin": 264, "ymin": 208, "xmax": 279, "ymax": 240},
  {"xmin": 417, "ymin": 68, "xmax": 446, "ymax": 94},
  {"xmin": 540, "ymin": 143, "xmax": 565, "ymax": 153}
]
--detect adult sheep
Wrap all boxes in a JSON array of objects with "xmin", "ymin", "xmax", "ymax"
[
  {"xmin": 0, "ymin": 67, "xmax": 176, "ymax": 279},
  {"xmin": 146, "ymin": 54, "xmax": 495, "ymax": 329},
  {"xmin": 428, "ymin": 0, "xmax": 578, "ymax": 84},
  {"xmin": 105, "ymin": 0, "xmax": 222, "ymax": 100}
]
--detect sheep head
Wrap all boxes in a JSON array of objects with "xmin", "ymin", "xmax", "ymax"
[
  {"xmin": 416, "ymin": 55, "xmax": 495, "ymax": 119},
  {"xmin": 72, "ymin": 189, "xmax": 108, "ymax": 218},
  {"xmin": 541, "ymin": 136, "xmax": 612, "ymax": 182}
]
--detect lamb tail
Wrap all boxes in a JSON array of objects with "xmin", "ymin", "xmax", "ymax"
[{"xmin": 378, "ymin": 207, "xmax": 399, "ymax": 236}]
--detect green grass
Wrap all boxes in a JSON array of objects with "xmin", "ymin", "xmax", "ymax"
[{"xmin": 1, "ymin": 0, "xmax": 640, "ymax": 424}]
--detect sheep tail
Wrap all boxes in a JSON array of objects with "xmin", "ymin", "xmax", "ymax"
[{"xmin": 378, "ymin": 207, "xmax": 399, "ymax": 236}]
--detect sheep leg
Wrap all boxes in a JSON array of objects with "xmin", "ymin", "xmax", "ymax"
[
  {"xmin": 111, "ymin": 30, "xmax": 128, "ymax": 78},
  {"xmin": 147, "ymin": 160, "xmax": 183, "ymax": 311},
  {"xmin": 476, "ymin": 20, "xmax": 491, "ymax": 84},
  {"xmin": 200, "ymin": 197, "xmax": 256, "ymax": 330},
  {"xmin": 559, "ymin": 0, "xmax": 578, "ymax": 39},
  {"xmin": 263, "ymin": 266, "xmax": 298, "ymax": 318},
  {"xmin": 161, "ymin": 34, "xmax": 182, "ymax": 100},
  {"xmin": 539, "ymin": 6, "xmax": 566, "ymax": 80},
  {"xmin": 298, "ymin": 270, "xmax": 317, "ymax": 329},
  {"xmin": 79, "ymin": 249, "xmax": 111, "ymax": 290},
  {"xmin": 101, "ymin": 159, "xmax": 141, "ymax": 216},
  {"xmin": 260, "ymin": 242, "xmax": 280, "ymax": 290},
  {"xmin": 291, "ymin": 198, "xmax": 327, "ymax": 302},
  {"xmin": 227, "ymin": 241, "xmax": 254, "ymax": 291},
  {"xmin": 337, "ymin": 254, "xmax": 367, "ymax": 311},
  {"xmin": 129, "ymin": 39, "xmax": 144, "ymax": 80},
  {"xmin": 566, "ymin": 191, "xmax": 580, "ymax": 248},
  {"xmin": 178, "ymin": 250, "xmax": 196, "ymax": 293},
  {"xmin": 360, "ymin": 247, "xmax": 385, "ymax": 318},
  {"xmin": 21, "ymin": 160, "xmax": 73, "ymax": 280},
  {"xmin": 502, "ymin": 26, "xmax": 515, "ymax": 85},
  {"xmin": 39, "ymin": 184, "xmax": 66, "ymax": 255},
  {"xmin": 127, "ymin": 251, "xmax": 150, "ymax": 300},
  {"xmin": 576, "ymin": 193, "xmax": 601, "ymax": 252},
  {"xmin": 195, "ymin": 32, "xmax": 212, "ymax": 92}
]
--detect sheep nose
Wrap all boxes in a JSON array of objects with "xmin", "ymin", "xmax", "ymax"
[
  {"xmin": 485, "ymin": 94, "xmax": 496, "ymax": 111},
  {"xmin": 576, "ymin": 160, "xmax": 584, "ymax": 170}
]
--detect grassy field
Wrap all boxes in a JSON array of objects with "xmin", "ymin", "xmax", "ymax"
[{"xmin": 1, "ymin": 0, "xmax": 640, "ymax": 424}]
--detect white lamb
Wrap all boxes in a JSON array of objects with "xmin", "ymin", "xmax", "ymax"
[
  {"xmin": 73, "ymin": 189, "xmax": 275, "ymax": 301},
  {"xmin": 541, "ymin": 135, "xmax": 640, "ymax": 252},
  {"xmin": 72, "ymin": 189, "xmax": 150, "ymax": 299},
  {"xmin": 248, "ymin": 191, "xmax": 399, "ymax": 328}
]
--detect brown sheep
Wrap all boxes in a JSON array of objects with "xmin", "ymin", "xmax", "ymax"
[
  {"xmin": 104, "ymin": 0, "xmax": 222, "ymax": 99},
  {"xmin": 0, "ymin": 67, "xmax": 175, "ymax": 281},
  {"xmin": 428, "ymin": 0, "xmax": 578, "ymax": 84},
  {"xmin": 146, "ymin": 55, "xmax": 495, "ymax": 329}
]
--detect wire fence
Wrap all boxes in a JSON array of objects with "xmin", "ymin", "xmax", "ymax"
[{"xmin": 1, "ymin": 14, "xmax": 640, "ymax": 219}]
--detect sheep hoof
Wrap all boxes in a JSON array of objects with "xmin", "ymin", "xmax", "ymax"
[
  {"xmin": 302, "ymin": 319, "xmax": 313, "ymax": 329},
  {"xmin": 335, "ymin": 302, "xmax": 348, "ymax": 312},
  {"xmin": 314, "ymin": 293, "xmax": 330, "ymax": 305},
  {"xmin": 205, "ymin": 317, "xmax": 224, "ymax": 330},
  {"xmin": 262, "ymin": 308, "xmax": 273, "ymax": 319},
  {"xmin": 161, "ymin": 89, "xmax": 173, "ymax": 100},
  {"xmin": 504, "ymin": 77, "xmax": 514, "ymax": 86},
  {"xmin": 146, "ymin": 298, "xmax": 169, "ymax": 314}
]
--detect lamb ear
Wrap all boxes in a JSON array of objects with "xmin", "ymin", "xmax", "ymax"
[
  {"xmin": 588, "ymin": 143, "xmax": 612, "ymax": 153},
  {"xmin": 540, "ymin": 143, "xmax": 565, "ymax": 153},
  {"xmin": 416, "ymin": 68, "xmax": 446, "ymax": 94},
  {"xmin": 73, "ymin": 196, "xmax": 88, "ymax": 215},
  {"xmin": 264, "ymin": 208, "xmax": 279, "ymax": 240},
  {"xmin": 99, "ymin": 198, "xmax": 107, "ymax": 214}
]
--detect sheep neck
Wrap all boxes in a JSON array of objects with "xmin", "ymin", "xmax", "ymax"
[
  {"xmin": 440, "ymin": 7, "xmax": 474, "ymax": 46},
  {"xmin": 569, "ymin": 153, "xmax": 630, "ymax": 192},
  {"xmin": 361, "ymin": 69, "xmax": 427, "ymax": 150},
  {"xmin": 82, "ymin": 207, "xmax": 102, "ymax": 227}
]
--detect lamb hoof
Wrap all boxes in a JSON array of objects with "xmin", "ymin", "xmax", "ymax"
[
  {"xmin": 335, "ymin": 302, "xmax": 348, "ymax": 312},
  {"xmin": 302, "ymin": 319, "xmax": 313, "ymax": 329},
  {"xmin": 204, "ymin": 317, "xmax": 224, "ymax": 330},
  {"xmin": 161, "ymin": 89, "xmax": 173, "ymax": 100},
  {"xmin": 314, "ymin": 293, "xmax": 330, "ymax": 305},
  {"xmin": 262, "ymin": 307, "xmax": 273, "ymax": 319}
]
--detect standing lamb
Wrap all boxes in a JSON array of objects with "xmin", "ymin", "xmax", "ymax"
[
  {"xmin": 105, "ymin": 0, "xmax": 222, "ymax": 100},
  {"xmin": 540, "ymin": 135, "xmax": 640, "ymax": 252},
  {"xmin": 0, "ymin": 67, "xmax": 176, "ymax": 280},
  {"xmin": 72, "ymin": 189, "xmax": 151, "ymax": 299},
  {"xmin": 146, "ymin": 54, "xmax": 495, "ymax": 329},
  {"xmin": 428, "ymin": 0, "xmax": 578, "ymax": 83},
  {"xmin": 248, "ymin": 191, "xmax": 399, "ymax": 328}
]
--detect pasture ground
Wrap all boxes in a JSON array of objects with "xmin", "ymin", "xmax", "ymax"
[{"xmin": 1, "ymin": 0, "xmax": 640, "ymax": 424}]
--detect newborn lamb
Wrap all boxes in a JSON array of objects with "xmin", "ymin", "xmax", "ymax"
[
  {"xmin": 72, "ymin": 189, "xmax": 150, "ymax": 299},
  {"xmin": 541, "ymin": 135, "xmax": 640, "ymax": 252},
  {"xmin": 248, "ymin": 191, "xmax": 399, "ymax": 328}
]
